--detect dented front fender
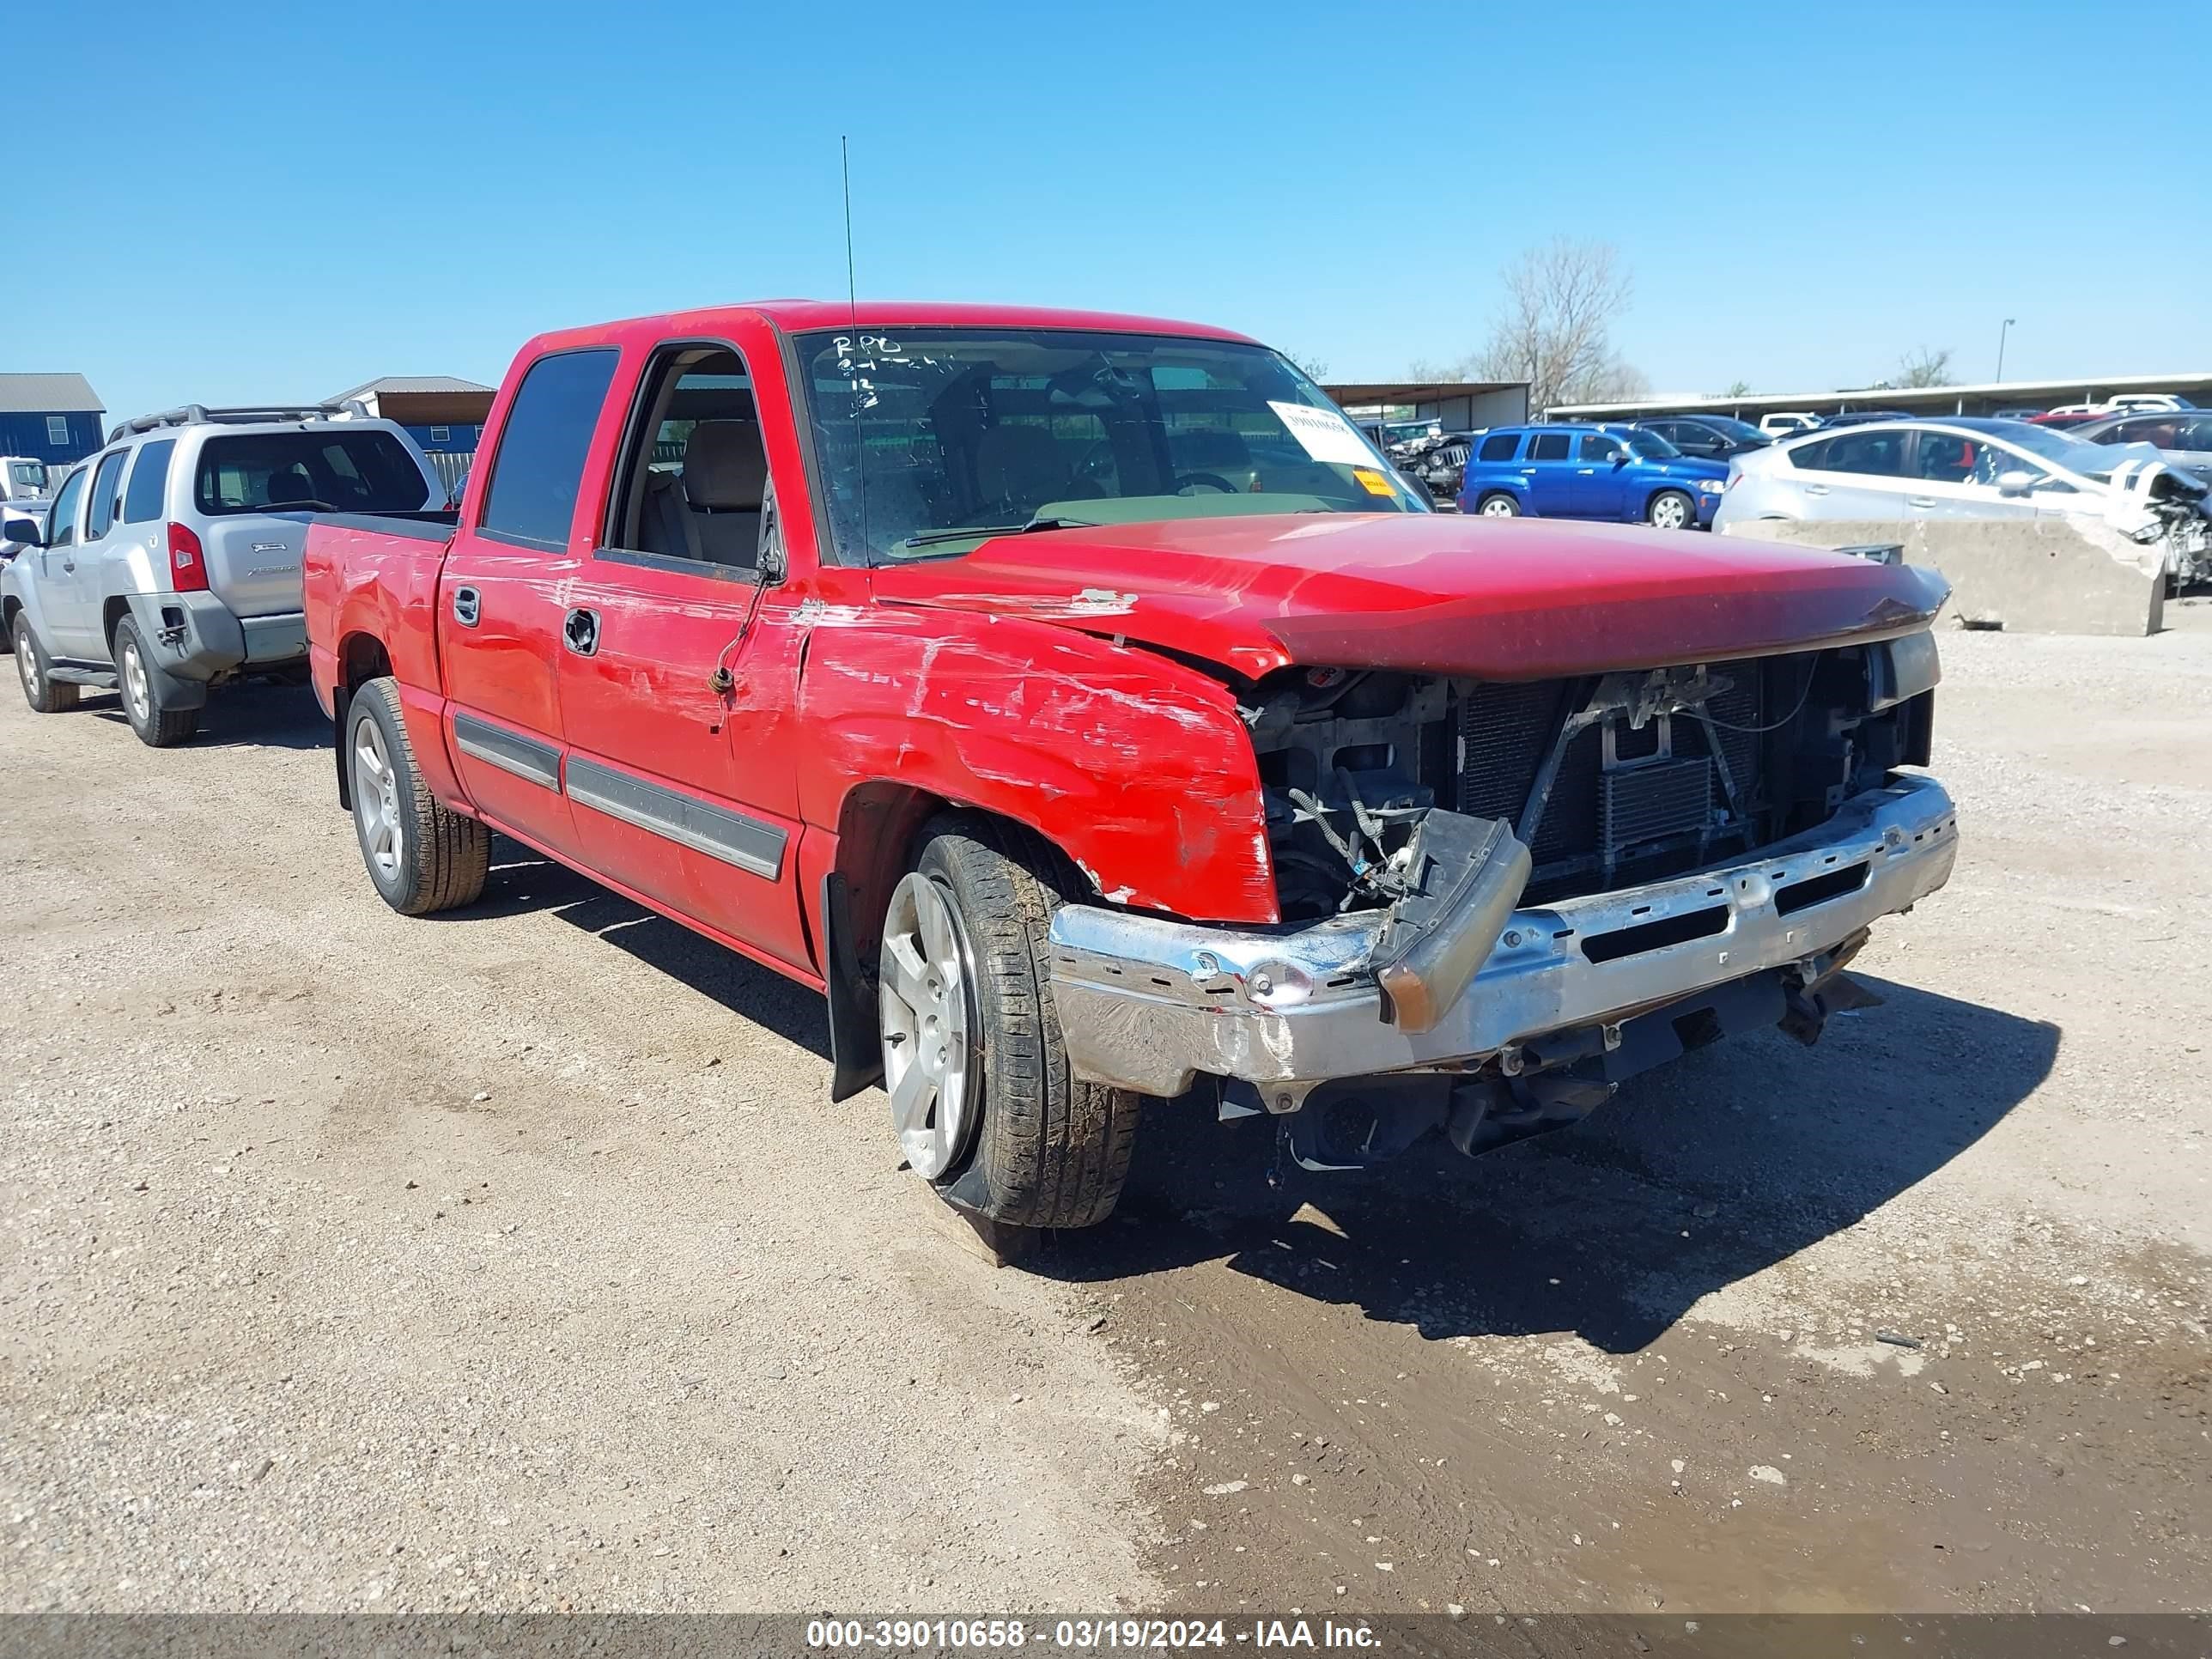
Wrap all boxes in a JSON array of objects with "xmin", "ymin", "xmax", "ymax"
[{"xmin": 795, "ymin": 602, "xmax": 1278, "ymax": 924}]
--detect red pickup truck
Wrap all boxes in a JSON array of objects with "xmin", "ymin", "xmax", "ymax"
[{"xmin": 304, "ymin": 301, "xmax": 1958, "ymax": 1232}]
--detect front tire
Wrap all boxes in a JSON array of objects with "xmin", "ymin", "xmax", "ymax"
[
  {"xmin": 346, "ymin": 676, "xmax": 489, "ymax": 915},
  {"xmin": 1647, "ymin": 489, "xmax": 1696, "ymax": 530},
  {"xmin": 1475, "ymin": 492, "xmax": 1521, "ymax": 517},
  {"xmin": 114, "ymin": 617, "xmax": 199, "ymax": 746},
  {"xmin": 879, "ymin": 815, "xmax": 1140, "ymax": 1231},
  {"xmin": 13, "ymin": 616, "xmax": 78, "ymax": 713}
]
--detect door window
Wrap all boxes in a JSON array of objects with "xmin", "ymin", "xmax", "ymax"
[
  {"xmin": 1805, "ymin": 429, "xmax": 1910, "ymax": 477},
  {"xmin": 480, "ymin": 348, "xmax": 621, "ymax": 549},
  {"xmin": 604, "ymin": 345, "xmax": 771, "ymax": 573},
  {"xmin": 1528, "ymin": 432, "xmax": 1571, "ymax": 461},
  {"xmin": 46, "ymin": 467, "xmax": 87, "ymax": 548},
  {"xmin": 86, "ymin": 450, "xmax": 130, "ymax": 538},
  {"xmin": 1476, "ymin": 432, "xmax": 1520, "ymax": 462},
  {"xmin": 2179, "ymin": 416, "xmax": 2212, "ymax": 451},
  {"xmin": 122, "ymin": 440, "xmax": 175, "ymax": 525},
  {"xmin": 1913, "ymin": 432, "xmax": 1981, "ymax": 484},
  {"xmin": 1578, "ymin": 434, "xmax": 1626, "ymax": 462}
]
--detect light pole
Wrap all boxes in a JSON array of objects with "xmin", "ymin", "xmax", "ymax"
[{"xmin": 1996, "ymin": 318, "xmax": 2016, "ymax": 383}]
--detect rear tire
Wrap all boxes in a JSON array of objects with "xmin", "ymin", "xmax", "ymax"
[
  {"xmin": 1475, "ymin": 493, "xmax": 1521, "ymax": 517},
  {"xmin": 881, "ymin": 814, "xmax": 1140, "ymax": 1231},
  {"xmin": 13, "ymin": 616, "xmax": 77, "ymax": 713},
  {"xmin": 114, "ymin": 617, "xmax": 199, "ymax": 746},
  {"xmin": 345, "ymin": 676, "xmax": 489, "ymax": 915},
  {"xmin": 1647, "ymin": 489, "xmax": 1695, "ymax": 530}
]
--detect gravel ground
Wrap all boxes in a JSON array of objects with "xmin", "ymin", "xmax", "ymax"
[{"xmin": 2, "ymin": 609, "xmax": 2207, "ymax": 1615}]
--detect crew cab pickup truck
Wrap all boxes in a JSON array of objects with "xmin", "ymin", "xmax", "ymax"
[{"xmin": 304, "ymin": 302, "xmax": 1958, "ymax": 1233}]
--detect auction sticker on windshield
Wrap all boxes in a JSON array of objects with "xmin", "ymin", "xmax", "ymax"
[{"xmin": 1268, "ymin": 401, "xmax": 1377, "ymax": 468}]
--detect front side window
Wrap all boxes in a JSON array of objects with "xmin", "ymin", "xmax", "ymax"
[
  {"xmin": 1579, "ymin": 434, "xmax": 1625, "ymax": 462},
  {"xmin": 86, "ymin": 450, "xmax": 130, "ymax": 538},
  {"xmin": 46, "ymin": 416, "xmax": 69, "ymax": 447},
  {"xmin": 793, "ymin": 328, "xmax": 1422, "ymax": 563},
  {"xmin": 605, "ymin": 346, "xmax": 769, "ymax": 571},
  {"xmin": 1808, "ymin": 429, "xmax": 1910, "ymax": 477},
  {"xmin": 1477, "ymin": 432, "xmax": 1520, "ymax": 462},
  {"xmin": 123, "ymin": 440, "xmax": 175, "ymax": 524},
  {"xmin": 46, "ymin": 466, "xmax": 87, "ymax": 548},
  {"xmin": 481, "ymin": 348, "xmax": 620, "ymax": 548},
  {"xmin": 194, "ymin": 431, "xmax": 430, "ymax": 517},
  {"xmin": 1528, "ymin": 432, "xmax": 1571, "ymax": 461}
]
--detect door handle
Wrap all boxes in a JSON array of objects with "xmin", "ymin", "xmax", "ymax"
[
  {"xmin": 563, "ymin": 607, "xmax": 599, "ymax": 657},
  {"xmin": 1804, "ymin": 484, "xmax": 1830, "ymax": 496},
  {"xmin": 1906, "ymin": 496, "xmax": 1936, "ymax": 508},
  {"xmin": 62, "ymin": 560, "xmax": 76, "ymax": 572},
  {"xmin": 451, "ymin": 586, "xmax": 480, "ymax": 627},
  {"xmin": 1519, "ymin": 467, "xmax": 1536, "ymax": 475}
]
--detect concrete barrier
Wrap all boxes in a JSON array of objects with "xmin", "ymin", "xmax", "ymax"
[{"xmin": 1721, "ymin": 518, "xmax": 2166, "ymax": 636}]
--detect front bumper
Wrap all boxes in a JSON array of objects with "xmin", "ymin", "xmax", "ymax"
[{"xmin": 1046, "ymin": 775, "xmax": 1957, "ymax": 1098}]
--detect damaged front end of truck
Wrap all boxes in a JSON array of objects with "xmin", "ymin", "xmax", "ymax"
[{"xmin": 1044, "ymin": 631, "xmax": 1956, "ymax": 1172}]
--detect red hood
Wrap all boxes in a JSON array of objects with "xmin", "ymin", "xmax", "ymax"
[{"xmin": 867, "ymin": 513, "xmax": 1947, "ymax": 681}]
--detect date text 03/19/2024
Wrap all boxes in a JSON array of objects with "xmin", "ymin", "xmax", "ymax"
[{"xmin": 803, "ymin": 1618, "xmax": 1382, "ymax": 1650}]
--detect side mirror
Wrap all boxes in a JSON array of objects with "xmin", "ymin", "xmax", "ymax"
[
  {"xmin": 3, "ymin": 515, "xmax": 43, "ymax": 547},
  {"xmin": 1996, "ymin": 469, "xmax": 2039, "ymax": 497},
  {"xmin": 1612, "ymin": 453, "xmax": 1631, "ymax": 468}
]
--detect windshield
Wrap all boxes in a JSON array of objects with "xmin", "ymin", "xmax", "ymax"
[
  {"xmin": 1980, "ymin": 421, "xmax": 2114, "ymax": 473},
  {"xmin": 1699, "ymin": 416, "xmax": 1767, "ymax": 443},
  {"xmin": 1622, "ymin": 430, "xmax": 1680, "ymax": 459},
  {"xmin": 794, "ymin": 328, "xmax": 1426, "ymax": 562},
  {"xmin": 194, "ymin": 430, "xmax": 429, "ymax": 516}
]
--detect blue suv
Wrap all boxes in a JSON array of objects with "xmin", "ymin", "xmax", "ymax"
[{"xmin": 1455, "ymin": 423, "xmax": 1729, "ymax": 529}]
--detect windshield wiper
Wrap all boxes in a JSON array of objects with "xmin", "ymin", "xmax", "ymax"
[
  {"xmin": 896, "ymin": 514, "xmax": 1092, "ymax": 551},
  {"xmin": 259, "ymin": 499, "xmax": 339, "ymax": 513}
]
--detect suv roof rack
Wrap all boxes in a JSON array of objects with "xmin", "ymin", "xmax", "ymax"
[{"xmin": 107, "ymin": 400, "xmax": 370, "ymax": 442}]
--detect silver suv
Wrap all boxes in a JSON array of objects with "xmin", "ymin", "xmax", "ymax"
[{"xmin": 2, "ymin": 404, "xmax": 444, "ymax": 744}]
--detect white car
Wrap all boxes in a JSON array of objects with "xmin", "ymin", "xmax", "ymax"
[
  {"xmin": 1758, "ymin": 411, "xmax": 1822, "ymax": 436},
  {"xmin": 1715, "ymin": 417, "xmax": 2211, "ymax": 586}
]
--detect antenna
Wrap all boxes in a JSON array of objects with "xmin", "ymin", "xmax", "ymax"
[
  {"xmin": 841, "ymin": 135, "xmax": 858, "ymax": 321},
  {"xmin": 841, "ymin": 135, "xmax": 868, "ymax": 553}
]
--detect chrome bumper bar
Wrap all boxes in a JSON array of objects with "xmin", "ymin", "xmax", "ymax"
[{"xmin": 1046, "ymin": 776, "xmax": 1958, "ymax": 1098}]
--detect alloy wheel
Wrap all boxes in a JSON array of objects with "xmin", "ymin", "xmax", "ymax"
[
  {"xmin": 120, "ymin": 636, "xmax": 150, "ymax": 722},
  {"xmin": 351, "ymin": 714, "xmax": 404, "ymax": 879},
  {"xmin": 878, "ymin": 870, "xmax": 976, "ymax": 1179}
]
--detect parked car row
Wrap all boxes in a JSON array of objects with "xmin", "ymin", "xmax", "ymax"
[
  {"xmin": 1714, "ymin": 416, "xmax": 2212, "ymax": 586},
  {"xmin": 0, "ymin": 299, "xmax": 1960, "ymax": 1245},
  {"xmin": 0, "ymin": 404, "xmax": 445, "ymax": 744}
]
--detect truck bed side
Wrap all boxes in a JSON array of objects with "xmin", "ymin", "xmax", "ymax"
[{"xmin": 303, "ymin": 511, "xmax": 463, "ymax": 809}]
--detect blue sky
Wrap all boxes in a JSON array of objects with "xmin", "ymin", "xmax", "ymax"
[{"xmin": 15, "ymin": 0, "xmax": 2209, "ymax": 423}]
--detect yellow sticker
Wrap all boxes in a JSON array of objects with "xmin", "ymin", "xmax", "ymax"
[{"xmin": 1352, "ymin": 466, "xmax": 1396, "ymax": 497}]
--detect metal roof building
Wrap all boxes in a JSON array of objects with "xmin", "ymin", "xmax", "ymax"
[
  {"xmin": 1550, "ymin": 370, "xmax": 2212, "ymax": 424},
  {"xmin": 0, "ymin": 373, "xmax": 106, "ymax": 468},
  {"xmin": 1322, "ymin": 378, "xmax": 1530, "ymax": 432}
]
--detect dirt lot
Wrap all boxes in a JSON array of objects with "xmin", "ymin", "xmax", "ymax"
[{"xmin": 2, "ymin": 610, "xmax": 2207, "ymax": 1615}]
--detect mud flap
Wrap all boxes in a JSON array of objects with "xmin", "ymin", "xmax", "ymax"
[{"xmin": 823, "ymin": 872, "xmax": 884, "ymax": 1102}]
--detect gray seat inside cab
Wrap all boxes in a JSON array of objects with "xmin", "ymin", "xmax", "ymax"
[
  {"xmin": 974, "ymin": 423, "xmax": 1066, "ymax": 515},
  {"xmin": 640, "ymin": 420, "xmax": 767, "ymax": 568}
]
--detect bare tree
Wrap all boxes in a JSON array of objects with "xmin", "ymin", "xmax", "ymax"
[
  {"xmin": 1288, "ymin": 352, "xmax": 1332, "ymax": 382},
  {"xmin": 1894, "ymin": 347, "xmax": 1954, "ymax": 389},
  {"xmin": 1467, "ymin": 238, "xmax": 1644, "ymax": 411},
  {"xmin": 1720, "ymin": 379, "xmax": 1753, "ymax": 398}
]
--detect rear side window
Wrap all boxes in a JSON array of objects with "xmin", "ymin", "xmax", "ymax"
[
  {"xmin": 481, "ymin": 348, "xmax": 620, "ymax": 549},
  {"xmin": 1528, "ymin": 432, "xmax": 1571, "ymax": 461},
  {"xmin": 2181, "ymin": 416, "xmax": 2212, "ymax": 450},
  {"xmin": 1477, "ymin": 432, "xmax": 1519, "ymax": 462},
  {"xmin": 194, "ymin": 431, "xmax": 429, "ymax": 517},
  {"xmin": 123, "ymin": 440, "xmax": 175, "ymax": 524},
  {"xmin": 86, "ymin": 450, "xmax": 130, "ymax": 538}
]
